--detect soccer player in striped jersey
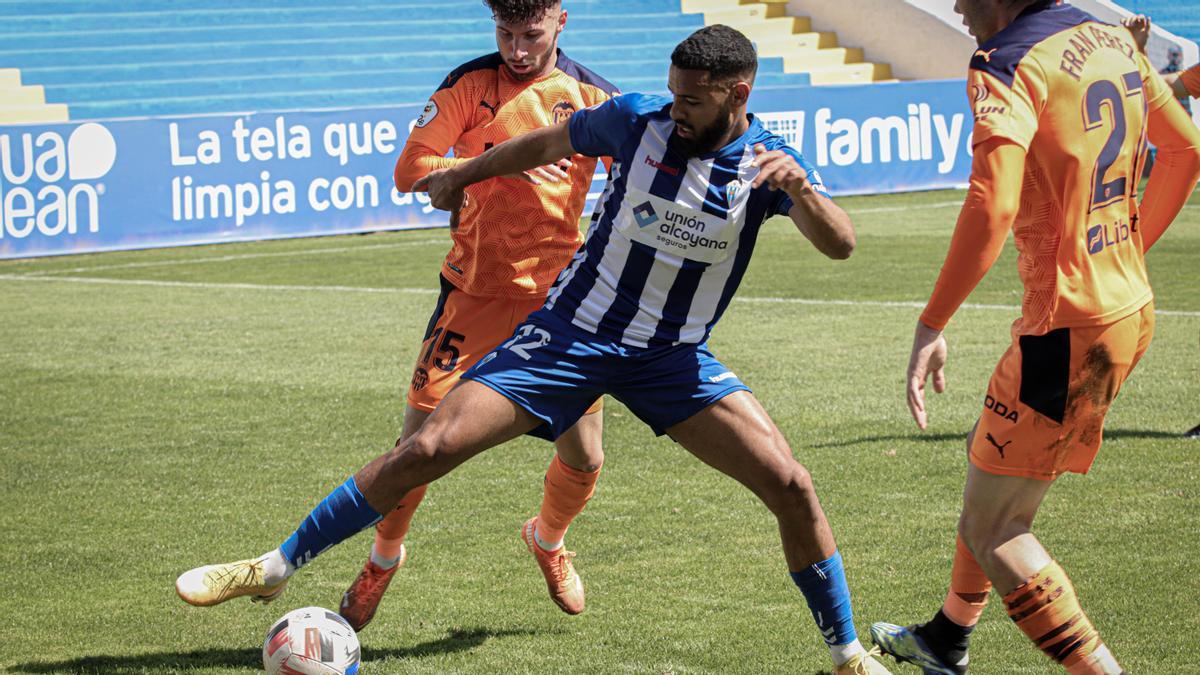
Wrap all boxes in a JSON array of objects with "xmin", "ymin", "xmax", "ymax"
[
  {"xmin": 176, "ymin": 25, "xmax": 890, "ymax": 674},
  {"xmin": 336, "ymin": 0, "xmax": 619, "ymax": 630},
  {"xmin": 870, "ymin": 1, "xmax": 1200, "ymax": 673}
]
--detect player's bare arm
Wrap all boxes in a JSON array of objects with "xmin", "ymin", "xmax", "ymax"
[
  {"xmin": 751, "ymin": 143, "xmax": 855, "ymax": 260},
  {"xmin": 906, "ymin": 138, "xmax": 1026, "ymax": 429},
  {"xmin": 414, "ymin": 122, "xmax": 576, "ymax": 213}
]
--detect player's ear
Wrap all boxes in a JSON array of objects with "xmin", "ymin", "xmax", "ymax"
[
  {"xmin": 557, "ymin": 9, "xmax": 567, "ymax": 35},
  {"xmin": 731, "ymin": 81, "xmax": 751, "ymax": 107}
]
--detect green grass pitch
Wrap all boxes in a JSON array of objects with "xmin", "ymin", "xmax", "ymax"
[{"xmin": 1, "ymin": 188, "xmax": 1196, "ymax": 674}]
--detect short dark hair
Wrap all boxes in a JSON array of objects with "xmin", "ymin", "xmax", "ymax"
[
  {"xmin": 483, "ymin": 0, "xmax": 561, "ymax": 25},
  {"xmin": 671, "ymin": 25, "xmax": 758, "ymax": 82}
]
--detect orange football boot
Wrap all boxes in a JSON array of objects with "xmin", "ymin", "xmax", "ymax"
[
  {"xmin": 339, "ymin": 545, "xmax": 406, "ymax": 632},
  {"xmin": 520, "ymin": 517, "xmax": 585, "ymax": 615}
]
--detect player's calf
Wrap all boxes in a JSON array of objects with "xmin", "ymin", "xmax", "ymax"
[{"xmin": 1004, "ymin": 561, "xmax": 1123, "ymax": 674}]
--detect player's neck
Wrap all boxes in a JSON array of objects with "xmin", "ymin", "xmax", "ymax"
[
  {"xmin": 719, "ymin": 113, "xmax": 751, "ymax": 150},
  {"xmin": 540, "ymin": 47, "xmax": 559, "ymax": 79}
]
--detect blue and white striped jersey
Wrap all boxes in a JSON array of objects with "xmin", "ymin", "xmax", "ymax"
[{"xmin": 546, "ymin": 93, "xmax": 830, "ymax": 348}]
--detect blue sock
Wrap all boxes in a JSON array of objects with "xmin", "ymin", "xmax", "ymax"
[
  {"xmin": 279, "ymin": 476, "xmax": 383, "ymax": 569},
  {"xmin": 790, "ymin": 551, "xmax": 858, "ymax": 646}
]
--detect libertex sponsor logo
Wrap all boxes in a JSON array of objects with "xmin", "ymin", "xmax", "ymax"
[
  {"xmin": 0, "ymin": 123, "xmax": 116, "ymax": 239},
  {"xmin": 1087, "ymin": 219, "xmax": 1133, "ymax": 255}
]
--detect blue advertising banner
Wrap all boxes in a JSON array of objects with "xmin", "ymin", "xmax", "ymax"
[
  {"xmin": 0, "ymin": 79, "xmax": 973, "ymax": 259},
  {"xmin": 751, "ymin": 79, "xmax": 973, "ymax": 196}
]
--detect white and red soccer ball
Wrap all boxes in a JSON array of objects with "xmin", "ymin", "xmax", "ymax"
[{"xmin": 262, "ymin": 606, "xmax": 361, "ymax": 675}]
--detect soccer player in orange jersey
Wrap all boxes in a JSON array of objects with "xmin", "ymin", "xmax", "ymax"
[
  {"xmin": 338, "ymin": 0, "xmax": 619, "ymax": 631},
  {"xmin": 870, "ymin": 1, "xmax": 1200, "ymax": 673}
]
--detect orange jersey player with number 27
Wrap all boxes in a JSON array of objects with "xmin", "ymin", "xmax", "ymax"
[
  {"xmin": 871, "ymin": 1, "xmax": 1200, "ymax": 674},
  {"xmin": 341, "ymin": 0, "xmax": 618, "ymax": 631}
]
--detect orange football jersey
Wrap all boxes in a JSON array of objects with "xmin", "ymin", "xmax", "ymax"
[
  {"xmin": 967, "ymin": 3, "xmax": 1174, "ymax": 335},
  {"xmin": 395, "ymin": 50, "xmax": 617, "ymax": 299}
]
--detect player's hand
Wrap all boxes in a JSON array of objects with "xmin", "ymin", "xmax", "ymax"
[
  {"xmin": 906, "ymin": 320, "xmax": 948, "ymax": 430},
  {"xmin": 750, "ymin": 143, "xmax": 810, "ymax": 193},
  {"xmin": 1122, "ymin": 14, "xmax": 1150, "ymax": 53},
  {"xmin": 412, "ymin": 168, "xmax": 466, "ymax": 212},
  {"xmin": 505, "ymin": 157, "xmax": 573, "ymax": 185}
]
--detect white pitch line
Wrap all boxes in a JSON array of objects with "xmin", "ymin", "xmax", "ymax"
[
  {"xmin": 0, "ymin": 274, "xmax": 440, "ymax": 296},
  {"xmin": 1, "ymin": 272, "xmax": 1197, "ymax": 318},
  {"xmin": 19, "ymin": 238, "xmax": 446, "ymax": 276},
  {"xmin": 5, "ymin": 198, "xmax": 961, "ymax": 274},
  {"xmin": 844, "ymin": 200, "xmax": 964, "ymax": 214}
]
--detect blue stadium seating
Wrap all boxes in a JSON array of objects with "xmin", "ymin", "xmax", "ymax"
[
  {"xmin": 1121, "ymin": 0, "xmax": 1200, "ymax": 44},
  {"xmin": 0, "ymin": 0, "xmax": 811, "ymax": 120}
]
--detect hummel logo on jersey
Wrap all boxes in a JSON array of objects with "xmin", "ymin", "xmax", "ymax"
[
  {"xmin": 974, "ymin": 48, "xmax": 999, "ymax": 62},
  {"xmin": 643, "ymin": 155, "xmax": 679, "ymax": 176},
  {"xmin": 709, "ymin": 372, "xmax": 737, "ymax": 383},
  {"xmin": 633, "ymin": 201, "xmax": 659, "ymax": 228}
]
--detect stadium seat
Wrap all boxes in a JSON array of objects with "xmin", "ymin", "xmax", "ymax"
[
  {"xmin": 0, "ymin": 0, "xmax": 815, "ymax": 121},
  {"xmin": 0, "ymin": 67, "xmax": 69, "ymax": 124},
  {"xmin": 1121, "ymin": 0, "xmax": 1200, "ymax": 43},
  {"xmin": 680, "ymin": 0, "xmax": 895, "ymax": 85}
]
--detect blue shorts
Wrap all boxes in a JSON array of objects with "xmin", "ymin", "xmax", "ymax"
[{"xmin": 462, "ymin": 309, "xmax": 751, "ymax": 440}]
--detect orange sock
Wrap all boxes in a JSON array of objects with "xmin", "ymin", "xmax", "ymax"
[
  {"xmin": 534, "ymin": 455, "xmax": 601, "ymax": 548},
  {"xmin": 943, "ymin": 535, "xmax": 992, "ymax": 627},
  {"xmin": 372, "ymin": 483, "xmax": 428, "ymax": 561},
  {"xmin": 1003, "ymin": 561, "xmax": 1119, "ymax": 673}
]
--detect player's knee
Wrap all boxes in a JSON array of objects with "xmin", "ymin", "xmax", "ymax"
[
  {"xmin": 760, "ymin": 462, "xmax": 815, "ymax": 514},
  {"xmin": 958, "ymin": 509, "xmax": 1026, "ymax": 562},
  {"xmin": 401, "ymin": 427, "xmax": 459, "ymax": 473}
]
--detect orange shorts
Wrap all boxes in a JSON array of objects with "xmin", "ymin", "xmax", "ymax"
[
  {"xmin": 969, "ymin": 302, "xmax": 1155, "ymax": 480},
  {"xmin": 407, "ymin": 276, "xmax": 602, "ymax": 416}
]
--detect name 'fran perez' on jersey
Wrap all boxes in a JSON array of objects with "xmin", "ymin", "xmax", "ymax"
[{"xmin": 543, "ymin": 93, "xmax": 830, "ymax": 349}]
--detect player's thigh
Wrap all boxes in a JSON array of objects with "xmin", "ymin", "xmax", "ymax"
[
  {"xmin": 464, "ymin": 310, "xmax": 608, "ymax": 441},
  {"xmin": 407, "ymin": 278, "xmax": 544, "ymax": 413},
  {"xmin": 358, "ymin": 380, "xmax": 542, "ymax": 509},
  {"xmin": 665, "ymin": 390, "xmax": 799, "ymax": 497},
  {"xmin": 553, "ymin": 409, "xmax": 604, "ymax": 472},
  {"xmin": 960, "ymin": 462, "xmax": 1054, "ymax": 541},
  {"xmin": 969, "ymin": 307, "xmax": 1152, "ymax": 480},
  {"xmin": 411, "ymin": 380, "xmax": 542, "ymax": 467}
]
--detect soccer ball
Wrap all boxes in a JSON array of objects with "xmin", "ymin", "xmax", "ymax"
[{"xmin": 262, "ymin": 606, "xmax": 361, "ymax": 675}]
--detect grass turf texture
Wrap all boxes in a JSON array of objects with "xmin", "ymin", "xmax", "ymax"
[{"xmin": 0, "ymin": 188, "xmax": 1196, "ymax": 674}]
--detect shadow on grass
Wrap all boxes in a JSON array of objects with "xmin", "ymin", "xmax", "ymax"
[
  {"xmin": 10, "ymin": 626, "xmax": 537, "ymax": 673},
  {"xmin": 810, "ymin": 432, "xmax": 963, "ymax": 449},
  {"xmin": 810, "ymin": 427, "xmax": 1187, "ymax": 450},
  {"xmin": 1104, "ymin": 428, "xmax": 1193, "ymax": 440}
]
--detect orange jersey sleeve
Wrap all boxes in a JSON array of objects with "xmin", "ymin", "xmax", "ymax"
[
  {"xmin": 1138, "ymin": 84, "xmax": 1200, "ymax": 250},
  {"xmin": 1180, "ymin": 63, "xmax": 1200, "ymax": 98},
  {"xmin": 920, "ymin": 139, "xmax": 1027, "ymax": 331},
  {"xmin": 398, "ymin": 52, "xmax": 618, "ymax": 299},
  {"xmin": 393, "ymin": 71, "xmax": 477, "ymax": 191},
  {"xmin": 961, "ymin": 5, "xmax": 1160, "ymax": 335}
]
